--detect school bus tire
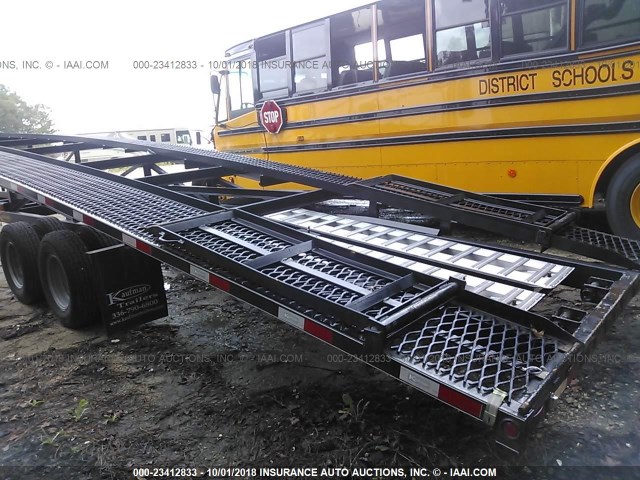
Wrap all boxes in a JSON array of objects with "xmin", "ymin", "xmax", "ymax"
[
  {"xmin": 39, "ymin": 230, "xmax": 99, "ymax": 329},
  {"xmin": 606, "ymin": 155, "xmax": 640, "ymax": 240},
  {"xmin": 0, "ymin": 222, "xmax": 44, "ymax": 305}
]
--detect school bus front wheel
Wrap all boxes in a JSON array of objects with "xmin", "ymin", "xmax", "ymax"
[{"xmin": 607, "ymin": 154, "xmax": 640, "ymax": 240}]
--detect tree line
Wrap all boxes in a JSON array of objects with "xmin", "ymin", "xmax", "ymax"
[{"xmin": 0, "ymin": 85, "xmax": 55, "ymax": 134}]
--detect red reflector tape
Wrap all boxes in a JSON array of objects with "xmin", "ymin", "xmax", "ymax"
[
  {"xmin": 438, "ymin": 385, "xmax": 483, "ymax": 418},
  {"xmin": 44, "ymin": 197, "xmax": 54, "ymax": 206},
  {"xmin": 209, "ymin": 274, "xmax": 230, "ymax": 292},
  {"xmin": 400, "ymin": 367, "xmax": 483, "ymax": 418},
  {"xmin": 304, "ymin": 319, "xmax": 334, "ymax": 343},
  {"xmin": 82, "ymin": 215, "xmax": 95, "ymax": 226},
  {"xmin": 135, "ymin": 240, "xmax": 152, "ymax": 254}
]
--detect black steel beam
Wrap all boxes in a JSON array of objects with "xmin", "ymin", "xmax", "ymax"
[
  {"xmin": 169, "ymin": 186, "xmax": 300, "ymax": 198},
  {"xmin": 0, "ymin": 138, "xmax": 44, "ymax": 147},
  {"xmin": 83, "ymin": 154, "xmax": 164, "ymax": 170},
  {"xmin": 140, "ymin": 167, "xmax": 243, "ymax": 185},
  {"xmin": 25, "ymin": 143, "xmax": 105, "ymax": 155},
  {"xmin": 493, "ymin": 193, "xmax": 583, "ymax": 208}
]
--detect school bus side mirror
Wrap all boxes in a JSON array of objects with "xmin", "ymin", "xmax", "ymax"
[{"xmin": 210, "ymin": 75, "xmax": 221, "ymax": 96}]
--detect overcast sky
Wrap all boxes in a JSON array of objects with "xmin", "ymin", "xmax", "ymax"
[{"xmin": 0, "ymin": 0, "xmax": 371, "ymax": 134}]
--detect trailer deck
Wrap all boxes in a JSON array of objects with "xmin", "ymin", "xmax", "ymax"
[{"xmin": 0, "ymin": 133, "xmax": 638, "ymax": 451}]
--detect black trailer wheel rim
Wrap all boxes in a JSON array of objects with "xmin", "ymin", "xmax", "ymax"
[
  {"xmin": 5, "ymin": 242, "xmax": 25, "ymax": 290},
  {"xmin": 46, "ymin": 254, "xmax": 71, "ymax": 311}
]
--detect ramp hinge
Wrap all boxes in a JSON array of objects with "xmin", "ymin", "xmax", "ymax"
[{"xmin": 482, "ymin": 388, "xmax": 508, "ymax": 426}]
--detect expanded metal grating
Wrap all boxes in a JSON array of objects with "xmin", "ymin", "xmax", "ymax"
[
  {"xmin": 390, "ymin": 306, "xmax": 559, "ymax": 402},
  {"xmin": 204, "ymin": 221, "xmax": 292, "ymax": 253},
  {"xmin": 95, "ymin": 137, "xmax": 359, "ymax": 187},
  {"xmin": 0, "ymin": 151, "xmax": 206, "ymax": 240},
  {"xmin": 180, "ymin": 228, "xmax": 265, "ymax": 264},
  {"xmin": 293, "ymin": 253, "xmax": 390, "ymax": 291},
  {"xmin": 0, "ymin": 133, "xmax": 359, "ymax": 187},
  {"xmin": 559, "ymin": 226, "xmax": 640, "ymax": 261},
  {"xmin": 260, "ymin": 264, "xmax": 363, "ymax": 306}
]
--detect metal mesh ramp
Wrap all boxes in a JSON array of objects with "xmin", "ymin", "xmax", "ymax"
[
  {"xmin": 0, "ymin": 134, "xmax": 358, "ymax": 188},
  {"xmin": 389, "ymin": 306, "xmax": 559, "ymax": 402},
  {"xmin": 0, "ymin": 150, "xmax": 207, "ymax": 240},
  {"xmin": 556, "ymin": 226, "xmax": 640, "ymax": 265},
  {"xmin": 362, "ymin": 178, "xmax": 564, "ymax": 227}
]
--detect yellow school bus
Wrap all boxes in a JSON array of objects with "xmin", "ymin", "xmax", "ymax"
[{"xmin": 211, "ymin": 0, "xmax": 640, "ymax": 238}]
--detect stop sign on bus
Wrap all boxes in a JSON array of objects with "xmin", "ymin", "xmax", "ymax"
[{"xmin": 260, "ymin": 100, "xmax": 285, "ymax": 134}]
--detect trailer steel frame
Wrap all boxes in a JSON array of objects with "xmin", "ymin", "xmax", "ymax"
[{"xmin": 0, "ymin": 133, "xmax": 639, "ymax": 452}]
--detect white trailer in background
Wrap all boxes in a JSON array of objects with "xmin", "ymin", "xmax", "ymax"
[{"xmin": 113, "ymin": 128, "xmax": 212, "ymax": 148}]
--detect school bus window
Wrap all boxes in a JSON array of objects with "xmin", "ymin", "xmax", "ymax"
[
  {"xmin": 581, "ymin": 0, "xmax": 640, "ymax": 46},
  {"xmin": 137, "ymin": 135, "xmax": 147, "ymax": 141},
  {"xmin": 330, "ymin": 6, "xmax": 377, "ymax": 86},
  {"xmin": 435, "ymin": 0, "xmax": 491, "ymax": 68},
  {"xmin": 149, "ymin": 135, "xmax": 156, "ymax": 142},
  {"xmin": 160, "ymin": 134, "xmax": 171, "ymax": 142},
  {"xmin": 293, "ymin": 24, "xmax": 325, "ymax": 62},
  {"xmin": 227, "ymin": 67, "xmax": 255, "ymax": 115},
  {"xmin": 293, "ymin": 23, "xmax": 328, "ymax": 93},
  {"xmin": 390, "ymin": 34, "xmax": 426, "ymax": 62},
  {"xmin": 256, "ymin": 32, "xmax": 289, "ymax": 99},
  {"xmin": 378, "ymin": 0, "xmax": 427, "ymax": 78},
  {"xmin": 500, "ymin": 0, "xmax": 569, "ymax": 56},
  {"xmin": 350, "ymin": 40, "xmax": 387, "ymax": 80}
]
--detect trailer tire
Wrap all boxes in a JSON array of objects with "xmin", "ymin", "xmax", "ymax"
[
  {"xmin": 606, "ymin": 155, "xmax": 640, "ymax": 239},
  {"xmin": 0, "ymin": 222, "xmax": 43, "ymax": 304},
  {"xmin": 77, "ymin": 226, "xmax": 119, "ymax": 251},
  {"xmin": 39, "ymin": 230, "xmax": 99, "ymax": 329},
  {"xmin": 33, "ymin": 217, "xmax": 66, "ymax": 239}
]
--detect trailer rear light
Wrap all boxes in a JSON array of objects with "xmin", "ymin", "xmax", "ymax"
[{"xmin": 500, "ymin": 419, "xmax": 521, "ymax": 440}]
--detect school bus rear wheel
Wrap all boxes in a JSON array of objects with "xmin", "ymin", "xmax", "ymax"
[{"xmin": 606, "ymin": 155, "xmax": 640, "ymax": 240}]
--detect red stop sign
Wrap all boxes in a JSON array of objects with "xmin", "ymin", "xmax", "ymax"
[{"xmin": 260, "ymin": 100, "xmax": 284, "ymax": 134}]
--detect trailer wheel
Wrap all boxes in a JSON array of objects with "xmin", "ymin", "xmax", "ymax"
[
  {"xmin": 77, "ymin": 226, "xmax": 119, "ymax": 251},
  {"xmin": 607, "ymin": 155, "xmax": 640, "ymax": 239},
  {"xmin": 0, "ymin": 222, "xmax": 43, "ymax": 304},
  {"xmin": 33, "ymin": 216, "xmax": 65, "ymax": 239},
  {"xmin": 39, "ymin": 230, "xmax": 99, "ymax": 329}
]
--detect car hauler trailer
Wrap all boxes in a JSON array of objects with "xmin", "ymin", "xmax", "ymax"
[{"xmin": 0, "ymin": 133, "xmax": 639, "ymax": 453}]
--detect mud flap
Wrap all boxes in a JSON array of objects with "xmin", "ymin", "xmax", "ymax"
[{"xmin": 88, "ymin": 244, "xmax": 168, "ymax": 335}]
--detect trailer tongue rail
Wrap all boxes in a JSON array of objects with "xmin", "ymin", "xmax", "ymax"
[{"xmin": 0, "ymin": 134, "xmax": 639, "ymax": 452}]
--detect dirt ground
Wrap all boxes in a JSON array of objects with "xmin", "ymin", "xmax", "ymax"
[{"xmin": 1, "ymin": 224, "xmax": 639, "ymax": 480}]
